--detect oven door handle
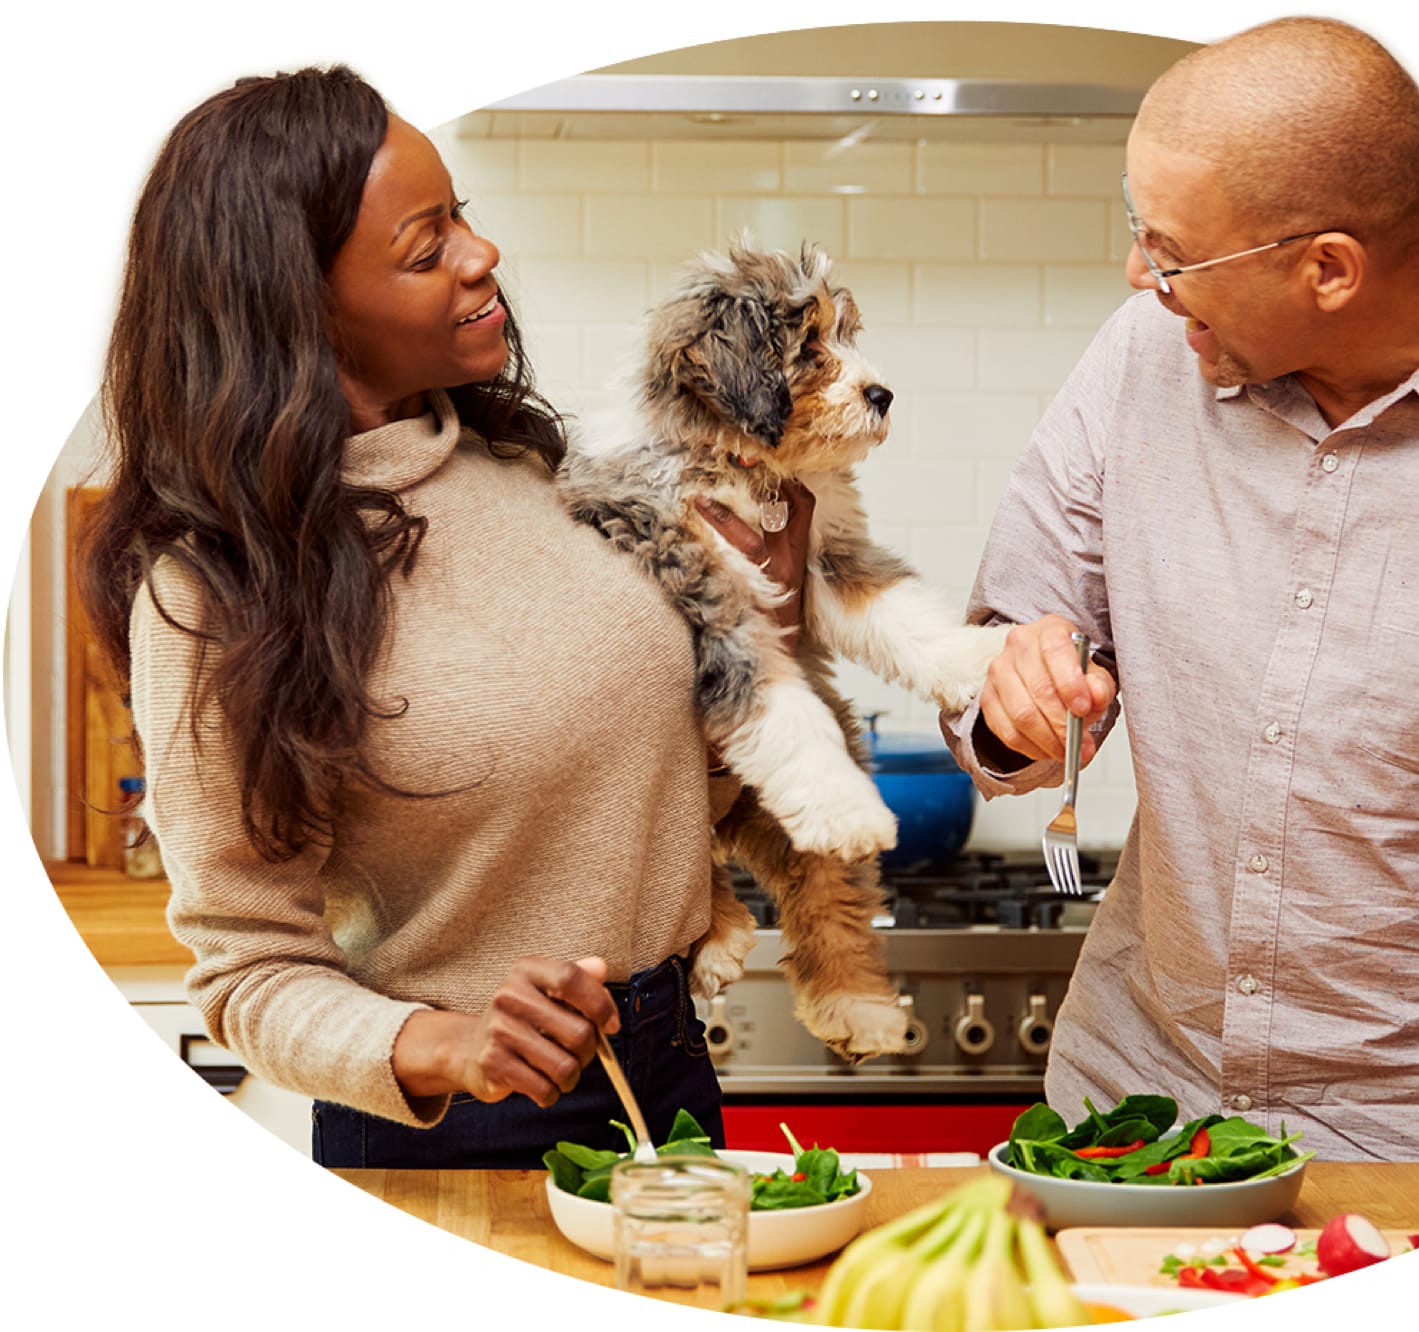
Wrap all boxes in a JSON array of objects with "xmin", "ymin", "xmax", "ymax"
[{"xmin": 179, "ymin": 1033, "xmax": 249, "ymax": 1095}]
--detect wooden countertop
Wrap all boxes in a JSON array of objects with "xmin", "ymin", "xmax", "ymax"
[
  {"xmin": 44, "ymin": 859, "xmax": 190, "ymax": 967},
  {"xmin": 332, "ymin": 1161, "xmax": 1419, "ymax": 1303}
]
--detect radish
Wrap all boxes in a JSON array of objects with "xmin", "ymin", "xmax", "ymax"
[
  {"xmin": 1316, "ymin": 1213, "xmax": 1391, "ymax": 1276},
  {"xmin": 1239, "ymin": 1223, "xmax": 1298, "ymax": 1255}
]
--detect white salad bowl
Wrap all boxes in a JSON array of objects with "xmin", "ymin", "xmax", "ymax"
[
  {"xmin": 987, "ymin": 1137, "xmax": 1307, "ymax": 1230},
  {"xmin": 545, "ymin": 1149, "xmax": 872, "ymax": 1271}
]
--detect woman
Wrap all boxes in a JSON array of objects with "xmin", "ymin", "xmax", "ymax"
[{"xmin": 79, "ymin": 65, "xmax": 811, "ymax": 1168}]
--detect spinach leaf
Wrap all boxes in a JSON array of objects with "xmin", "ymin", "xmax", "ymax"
[
  {"xmin": 667, "ymin": 1108, "xmax": 709, "ymax": 1144},
  {"xmin": 555, "ymin": 1140, "xmax": 623, "ymax": 1171},
  {"xmin": 1008, "ymin": 1102, "xmax": 1068, "ymax": 1165},
  {"xmin": 542, "ymin": 1147, "xmax": 583, "ymax": 1195}
]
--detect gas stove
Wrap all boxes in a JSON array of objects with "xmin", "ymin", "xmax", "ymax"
[
  {"xmin": 730, "ymin": 850, "xmax": 1115, "ymax": 932},
  {"xmin": 697, "ymin": 851, "xmax": 1118, "ymax": 1102}
]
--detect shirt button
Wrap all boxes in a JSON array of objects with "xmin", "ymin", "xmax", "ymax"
[
  {"xmin": 1232, "ymin": 1093, "xmax": 1254, "ymax": 1112},
  {"xmin": 1238, "ymin": 974, "xmax": 1261, "ymax": 995},
  {"xmin": 1249, "ymin": 853, "xmax": 1269, "ymax": 873},
  {"xmin": 1294, "ymin": 588, "xmax": 1313, "ymax": 609},
  {"xmin": 1263, "ymin": 723, "xmax": 1282, "ymax": 744},
  {"xmin": 1321, "ymin": 452, "xmax": 1339, "ymax": 472}
]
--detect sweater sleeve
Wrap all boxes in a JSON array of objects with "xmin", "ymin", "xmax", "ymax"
[{"xmin": 130, "ymin": 563, "xmax": 448, "ymax": 1128}]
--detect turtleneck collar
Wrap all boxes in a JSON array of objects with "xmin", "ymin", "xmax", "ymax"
[{"xmin": 341, "ymin": 389, "xmax": 464, "ymax": 492}]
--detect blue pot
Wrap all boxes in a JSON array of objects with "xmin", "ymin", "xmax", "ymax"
[{"xmin": 863, "ymin": 723, "xmax": 976, "ymax": 872}]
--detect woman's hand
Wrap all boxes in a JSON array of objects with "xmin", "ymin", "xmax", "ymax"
[
  {"xmin": 975, "ymin": 614, "xmax": 1116, "ymax": 765},
  {"xmin": 392, "ymin": 956, "xmax": 618, "ymax": 1107},
  {"xmin": 694, "ymin": 478, "xmax": 816, "ymax": 653}
]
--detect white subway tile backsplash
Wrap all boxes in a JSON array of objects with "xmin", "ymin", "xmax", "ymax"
[
  {"xmin": 784, "ymin": 140, "xmax": 913, "ymax": 195},
  {"xmin": 466, "ymin": 193, "xmax": 582, "ymax": 257},
  {"xmin": 652, "ymin": 140, "xmax": 781, "ymax": 193},
  {"xmin": 980, "ymin": 198, "xmax": 1112, "ymax": 263},
  {"xmin": 856, "ymin": 455, "xmax": 980, "ymax": 526},
  {"xmin": 517, "ymin": 323, "xmax": 583, "ymax": 388},
  {"xmin": 857, "ymin": 326, "xmax": 976, "ymax": 394},
  {"xmin": 1048, "ymin": 143, "xmax": 1127, "ymax": 197},
  {"xmin": 830, "ymin": 260, "xmax": 914, "ymax": 325},
  {"xmin": 717, "ymin": 196, "xmax": 845, "ymax": 254},
  {"xmin": 436, "ymin": 136, "xmax": 519, "ymax": 193},
  {"xmin": 520, "ymin": 140, "xmax": 650, "ymax": 192},
  {"xmin": 513, "ymin": 258, "xmax": 653, "ymax": 324},
  {"xmin": 581, "ymin": 323, "xmax": 643, "ymax": 390},
  {"xmin": 586, "ymin": 195, "xmax": 716, "ymax": 258},
  {"xmin": 1108, "ymin": 200, "xmax": 1136, "ymax": 264},
  {"xmin": 909, "ymin": 525, "xmax": 993, "ymax": 587},
  {"xmin": 917, "ymin": 143, "xmax": 1045, "ymax": 197},
  {"xmin": 978, "ymin": 327, "xmax": 1098, "ymax": 392},
  {"xmin": 848, "ymin": 197, "xmax": 974, "ymax": 261},
  {"xmin": 906, "ymin": 393, "xmax": 1041, "ymax": 460},
  {"xmin": 1044, "ymin": 266, "xmax": 1134, "ymax": 327},
  {"xmin": 913, "ymin": 264, "xmax": 1042, "ymax": 327}
]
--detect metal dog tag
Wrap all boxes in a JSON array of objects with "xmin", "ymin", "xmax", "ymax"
[{"xmin": 760, "ymin": 498, "xmax": 789, "ymax": 532}]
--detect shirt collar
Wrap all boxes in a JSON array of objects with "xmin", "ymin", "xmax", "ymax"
[{"xmin": 341, "ymin": 389, "xmax": 463, "ymax": 491}]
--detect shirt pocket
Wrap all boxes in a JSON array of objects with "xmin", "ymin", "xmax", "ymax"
[{"xmin": 1358, "ymin": 575, "xmax": 1419, "ymax": 773}]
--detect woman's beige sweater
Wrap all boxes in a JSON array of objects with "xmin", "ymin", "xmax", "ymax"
[{"xmin": 130, "ymin": 392, "xmax": 714, "ymax": 1127}]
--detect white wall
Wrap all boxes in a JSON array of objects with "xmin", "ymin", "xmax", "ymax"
[{"xmin": 431, "ymin": 125, "xmax": 1141, "ymax": 851}]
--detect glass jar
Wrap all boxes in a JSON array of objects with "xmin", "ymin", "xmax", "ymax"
[
  {"xmin": 119, "ymin": 776, "xmax": 165, "ymax": 880},
  {"xmin": 610, "ymin": 1154, "xmax": 750, "ymax": 1309}
]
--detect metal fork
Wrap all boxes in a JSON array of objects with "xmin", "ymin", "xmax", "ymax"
[{"xmin": 1042, "ymin": 631, "xmax": 1092, "ymax": 896}]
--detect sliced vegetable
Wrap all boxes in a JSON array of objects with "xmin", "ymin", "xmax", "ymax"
[
  {"xmin": 1316, "ymin": 1212, "xmax": 1392, "ymax": 1276},
  {"xmin": 1239, "ymin": 1222, "xmax": 1298, "ymax": 1254},
  {"xmin": 1075, "ymin": 1139, "xmax": 1146, "ymax": 1159}
]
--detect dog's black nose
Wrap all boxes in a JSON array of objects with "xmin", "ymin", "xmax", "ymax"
[{"xmin": 863, "ymin": 384, "xmax": 893, "ymax": 415}]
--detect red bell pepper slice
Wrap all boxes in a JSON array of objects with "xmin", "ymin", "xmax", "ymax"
[
  {"xmin": 1200, "ymin": 1267, "xmax": 1273, "ymax": 1297},
  {"xmin": 1233, "ymin": 1247, "xmax": 1281, "ymax": 1286},
  {"xmin": 1144, "ymin": 1126, "xmax": 1213, "ymax": 1175},
  {"xmin": 1075, "ymin": 1139, "xmax": 1147, "ymax": 1159}
]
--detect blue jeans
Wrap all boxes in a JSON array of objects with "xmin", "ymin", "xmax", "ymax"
[{"xmin": 311, "ymin": 955, "xmax": 724, "ymax": 1168}]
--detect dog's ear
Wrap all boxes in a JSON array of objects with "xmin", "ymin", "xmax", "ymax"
[{"xmin": 674, "ymin": 294, "xmax": 793, "ymax": 447}]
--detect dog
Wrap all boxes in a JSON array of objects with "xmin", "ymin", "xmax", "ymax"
[{"xmin": 558, "ymin": 236, "xmax": 1009, "ymax": 1060}]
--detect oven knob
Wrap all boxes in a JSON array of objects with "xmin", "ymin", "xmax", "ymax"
[
  {"xmin": 703, "ymin": 995, "xmax": 735, "ymax": 1061},
  {"xmin": 896, "ymin": 992, "xmax": 929, "ymax": 1055},
  {"xmin": 1017, "ymin": 993, "xmax": 1054, "ymax": 1056},
  {"xmin": 953, "ymin": 993, "xmax": 996, "ymax": 1055}
]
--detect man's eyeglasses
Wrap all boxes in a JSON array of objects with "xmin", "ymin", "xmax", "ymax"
[{"xmin": 1121, "ymin": 172, "xmax": 1325, "ymax": 296}]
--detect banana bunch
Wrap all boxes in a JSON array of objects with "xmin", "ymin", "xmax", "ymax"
[{"xmin": 809, "ymin": 1175, "xmax": 1093, "ymax": 1331}]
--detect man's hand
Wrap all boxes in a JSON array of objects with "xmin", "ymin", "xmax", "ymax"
[{"xmin": 976, "ymin": 614, "xmax": 1116, "ymax": 765}]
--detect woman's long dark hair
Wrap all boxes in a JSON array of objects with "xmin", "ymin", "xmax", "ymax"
[{"xmin": 79, "ymin": 65, "xmax": 566, "ymax": 861}]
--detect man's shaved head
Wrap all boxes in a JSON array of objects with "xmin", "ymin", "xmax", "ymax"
[{"xmin": 1134, "ymin": 17, "xmax": 1419, "ymax": 257}]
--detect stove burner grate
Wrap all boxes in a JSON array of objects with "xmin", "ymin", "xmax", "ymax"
[{"xmin": 728, "ymin": 850, "xmax": 1115, "ymax": 930}]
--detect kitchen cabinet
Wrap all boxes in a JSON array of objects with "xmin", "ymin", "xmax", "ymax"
[{"xmin": 64, "ymin": 486, "xmax": 137, "ymax": 868}]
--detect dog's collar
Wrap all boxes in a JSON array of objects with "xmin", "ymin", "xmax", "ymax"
[{"xmin": 728, "ymin": 453, "xmax": 761, "ymax": 469}]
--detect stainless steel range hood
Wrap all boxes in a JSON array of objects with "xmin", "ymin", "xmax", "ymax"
[{"xmin": 453, "ymin": 22, "xmax": 1197, "ymax": 145}]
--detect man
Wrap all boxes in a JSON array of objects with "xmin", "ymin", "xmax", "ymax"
[{"xmin": 942, "ymin": 16, "xmax": 1419, "ymax": 1162}]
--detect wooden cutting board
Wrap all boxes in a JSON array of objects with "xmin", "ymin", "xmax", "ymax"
[{"xmin": 1057, "ymin": 1226, "xmax": 1413, "ymax": 1289}]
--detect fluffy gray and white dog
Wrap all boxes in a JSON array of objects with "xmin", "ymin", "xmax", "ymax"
[{"xmin": 559, "ymin": 237, "xmax": 1008, "ymax": 1060}]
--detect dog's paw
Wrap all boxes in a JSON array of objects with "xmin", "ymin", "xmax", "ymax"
[
  {"xmin": 777, "ymin": 766, "xmax": 898, "ymax": 860},
  {"xmin": 799, "ymin": 992, "xmax": 909, "ymax": 1062},
  {"xmin": 689, "ymin": 923, "xmax": 755, "ymax": 999},
  {"xmin": 931, "ymin": 623, "xmax": 1012, "ymax": 712}
]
